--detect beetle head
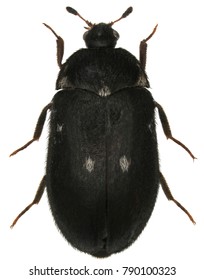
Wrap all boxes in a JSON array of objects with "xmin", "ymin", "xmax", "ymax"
[{"xmin": 66, "ymin": 6, "xmax": 133, "ymax": 48}]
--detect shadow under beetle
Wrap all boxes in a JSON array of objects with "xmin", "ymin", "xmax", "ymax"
[{"xmin": 10, "ymin": 7, "xmax": 196, "ymax": 258}]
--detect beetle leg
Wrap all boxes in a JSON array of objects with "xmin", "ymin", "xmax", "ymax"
[
  {"xmin": 159, "ymin": 172, "xmax": 195, "ymax": 224},
  {"xmin": 10, "ymin": 103, "xmax": 52, "ymax": 156},
  {"xmin": 155, "ymin": 101, "xmax": 196, "ymax": 160},
  {"xmin": 10, "ymin": 175, "xmax": 46, "ymax": 228},
  {"xmin": 43, "ymin": 23, "xmax": 64, "ymax": 68},
  {"xmin": 139, "ymin": 24, "xmax": 158, "ymax": 71}
]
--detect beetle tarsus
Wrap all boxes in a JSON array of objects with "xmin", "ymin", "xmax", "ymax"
[
  {"xmin": 10, "ymin": 175, "xmax": 46, "ymax": 228},
  {"xmin": 155, "ymin": 101, "xmax": 196, "ymax": 160},
  {"xmin": 10, "ymin": 139, "xmax": 36, "ymax": 157},
  {"xmin": 168, "ymin": 136, "xmax": 196, "ymax": 160},
  {"xmin": 159, "ymin": 172, "xmax": 196, "ymax": 224}
]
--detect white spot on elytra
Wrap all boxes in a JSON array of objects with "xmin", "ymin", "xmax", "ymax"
[
  {"xmin": 57, "ymin": 124, "xmax": 64, "ymax": 132},
  {"xmin": 148, "ymin": 123, "xmax": 153, "ymax": 132},
  {"xmin": 98, "ymin": 86, "xmax": 111, "ymax": 97},
  {"xmin": 84, "ymin": 156, "xmax": 95, "ymax": 173},
  {"xmin": 119, "ymin": 155, "xmax": 131, "ymax": 172}
]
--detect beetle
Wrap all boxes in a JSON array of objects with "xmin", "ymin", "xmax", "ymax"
[{"xmin": 10, "ymin": 6, "xmax": 195, "ymax": 258}]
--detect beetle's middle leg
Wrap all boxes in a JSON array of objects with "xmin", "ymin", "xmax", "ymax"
[
  {"xmin": 159, "ymin": 172, "xmax": 195, "ymax": 224},
  {"xmin": 10, "ymin": 103, "xmax": 52, "ymax": 156},
  {"xmin": 10, "ymin": 175, "xmax": 46, "ymax": 228},
  {"xmin": 155, "ymin": 101, "xmax": 196, "ymax": 160}
]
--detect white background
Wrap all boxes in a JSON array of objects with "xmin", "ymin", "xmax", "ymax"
[{"xmin": 0, "ymin": 0, "xmax": 204, "ymax": 279}]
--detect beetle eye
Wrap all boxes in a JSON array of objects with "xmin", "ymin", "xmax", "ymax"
[{"xmin": 113, "ymin": 30, "xmax": 119, "ymax": 39}]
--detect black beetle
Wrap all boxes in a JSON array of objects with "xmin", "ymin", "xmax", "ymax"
[{"xmin": 10, "ymin": 7, "xmax": 195, "ymax": 258}]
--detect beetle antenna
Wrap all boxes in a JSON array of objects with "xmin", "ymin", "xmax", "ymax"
[
  {"xmin": 66, "ymin": 7, "xmax": 93, "ymax": 28},
  {"xmin": 109, "ymin": 7, "xmax": 133, "ymax": 26}
]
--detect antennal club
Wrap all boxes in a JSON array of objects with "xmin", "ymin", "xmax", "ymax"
[
  {"xmin": 110, "ymin": 6, "xmax": 133, "ymax": 26},
  {"xmin": 66, "ymin": 7, "xmax": 93, "ymax": 28}
]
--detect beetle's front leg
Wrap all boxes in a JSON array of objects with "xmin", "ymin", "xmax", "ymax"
[
  {"xmin": 139, "ymin": 24, "xmax": 158, "ymax": 71},
  {"xmin": 43, "ymin": 23, "xmax": 64, "ymax": 68},
  {"xmin": 155, "ymin": 101, "xmax": 196, "ymax": 160},
  {"xmin": 10, "ymin": 103, "xmax": 52, "ymax": 156}
]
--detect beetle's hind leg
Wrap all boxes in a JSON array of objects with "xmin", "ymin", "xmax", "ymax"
[
  {"xmin": 155, "ymin": 102, "xmax": 196, "ymax": 160},
  {"xmin": 10, "ymin": 175, "xmax": 46, "ymax": 228},
  {"xmin": 159, "ymin": 172, "xmax": 195, "ymax": 224},
  {"xmin": 10, "ymin": 103, "xmax": 52, "ymax": 157}
]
